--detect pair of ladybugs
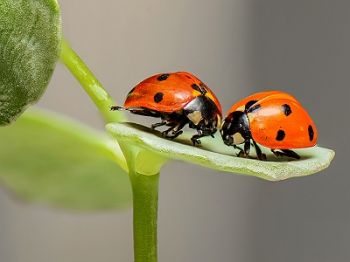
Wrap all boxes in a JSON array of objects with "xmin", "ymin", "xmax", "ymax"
[{"xmin": 111, "ymin": 72, "xmax": 317, "ymax": 160}]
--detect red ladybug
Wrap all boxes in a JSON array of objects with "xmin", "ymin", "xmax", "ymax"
[
  {"xmin": 220, "ymin": 91, "xmax": 318, "ymax": 160},
  {"xmin": 111, "ymin": 72, "xmax": 222, "ymax": 145}
]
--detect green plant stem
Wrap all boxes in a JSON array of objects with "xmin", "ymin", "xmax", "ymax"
[
  {"xmin": 59, "ymin": 39, "xmax": 125, "ymax": 123},
  {"xmin": 130, "ymin": 170, "xmax": 159, "ymax": 262},
  {"xmin": 59, "ymin": 39, "xmax": 132, "ymax": 160},
  {"xmin": 60, "ymin": 38, "xmax": 160, "ymax": 261}
]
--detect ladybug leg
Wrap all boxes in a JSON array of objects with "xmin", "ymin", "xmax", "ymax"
[
  {"xmin": 237, "ymin": 140, "xmax": 250, "ymax": 157},
  {"xmin": 163, "ymin": 129, "xmax": 183, "ymax": 139},
  {"xmin": 244, "ymin": 140, "xmax": 251, "ymax": 157},
  {"xmin": 271, "ymin": 149, "xmax": 300, "ymax": 160},
  {"xmin": 271, "ymin": 149, "xmax": 284, "ymax": 158},
  {"xmin": 281, "ymin": 149, "xmax": 300, "ymax": 159},
  {"xmin": 190, "ymin": 129, "xmax": 214, "ymax": 146},
  {"xmin": 168, "ymin": 129, "xmax": 184, "ymax": 139},
  {"xmin": 252, "ymin": 140, "xmax": 267, "ymax": 160},
  {"xmin": 151, "ymin": 121, "xmax": 167, "ymax": 130},
  {"xmin": 233, "ymin": 145, "xmax": 244, "ymax": 154},
  {"xmin": 162, "ymin": 120, "xmax": 187, "ymax": 139},
  {"xmin": 161, "ymin": 123, "xmax": 178, "ymax": 137},
  {"xmin": 168, "ymin": 121, "xmax": 187, "ymax": 139},
  {"xmin": 244, "ymin": 140, "xmax": 250, "ymax": 155},
  {"xmin": 191, "ymin": 130, "xmax": 203, "ymax": 146}
]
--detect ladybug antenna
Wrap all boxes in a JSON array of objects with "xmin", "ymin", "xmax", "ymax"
[
  {"xmin": 199, "ymin": 83, "xmax": 208, "ymax": 95},
  {"xmin": 110, "ymin": 106, "xmax": 125, "ymax": 111},
  {"xmin": 200, "ymin": 87, "xmax": 207, "ymax": 95}
]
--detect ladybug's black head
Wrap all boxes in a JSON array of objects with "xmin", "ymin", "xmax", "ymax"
[
  {"xmin": 221, "ymin": 111, "xmax": 250, "ymax": 146},
  {"xmin": 184, "ymin": 95, "xmax": 222, "ymax": 135}
]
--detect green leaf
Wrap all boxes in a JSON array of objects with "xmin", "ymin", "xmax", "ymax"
[
  {"xmin": 0, "ymin": 0, "xmax": 62, "ymax": 125},
  {"xmin": 107, "ymin": 122, "xmax": 335, "ymax": 181},
  {"xmin": 0, "ymin": 109, "xmax": 131, "ymax": 210}
]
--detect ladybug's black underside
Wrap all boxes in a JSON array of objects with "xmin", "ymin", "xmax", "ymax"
[{"xmin": 118, "ymin": 95, "xmax": 221, "ymax": 146}]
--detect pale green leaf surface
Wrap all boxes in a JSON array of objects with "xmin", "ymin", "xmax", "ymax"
[
  {"xmin": 0, "ymin": 109, "xmax": 131, "ymax": 210},
  {"xmin": 0, "ymin": 0, "xmax": 62, "ymax": 125},
  {"xmin": 107, "ymin": 122, "xmax": 335, "ymax": 181}
]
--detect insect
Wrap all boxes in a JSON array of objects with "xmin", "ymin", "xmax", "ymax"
[
  {"xmin": 111, "ymin": 72, "xmax": 222, "ymax": 145},
  {"xmin": 220, "ymin": 90, "xmax": 318, "ymax": 160}
]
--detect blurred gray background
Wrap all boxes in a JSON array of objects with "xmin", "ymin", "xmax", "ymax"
[{"xmin": 0, "ymin": 0, "xmax": 348, "ymax": 261}]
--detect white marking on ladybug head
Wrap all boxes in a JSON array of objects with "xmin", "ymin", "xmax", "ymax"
[
  {"xmin": 233, "ymin": 132, "xmax": 245, "ymax": 145},
  {"xmin": 187, "ymin": 111, "xmax": 203, "ymax": 125}
]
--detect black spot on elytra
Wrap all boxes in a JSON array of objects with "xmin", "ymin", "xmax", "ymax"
[
  {"xmin": 191, "ymin": 84, "xmax": 201, "ymax": 91},
  {"xmin": 246, "ymin": 100, "xmax": 261, "ymax": 113},
  {"xmin": 249, "ymin": 104, "xmax": 261, "ymax": 112},
  {"xmin": 245, "ymin": 100, "xmax": 258, "ymax": 110},
  {"xmin": 308, "ymin": 125, "xmax": 314, "ymax": 141},
  {"xmin": 276, "ymin": 129, "xmax": 285, "ymax": 141},
  {"xmin": 282, "ymin": 104, "xmax": 292, "ymax": 116},
  {"xmin": 157, "ymin": 74, "xmax": 170, "ymax": 81},
  {"xmin": 192, "ymin": 83, "xmax": 206, "ymax": 95},
  {"xmin": 154, "ymin": 92, "xmax": 164, "ymax": 103}
]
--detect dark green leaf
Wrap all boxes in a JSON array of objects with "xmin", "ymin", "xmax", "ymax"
[
  {"xmin": 0, "ymin": 109, "xmax": 131, "ymax": 210},
  {"xmin": 0, "ymin": 0, "xmax": 62, "ymax": 125}
]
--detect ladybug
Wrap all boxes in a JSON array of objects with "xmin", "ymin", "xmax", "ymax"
[
  {"xmin": 111, "ymin": 72, "xmax": 222, "ymax": 145},
  {"xmin": 220, "ymin": 91, "xmax": 318, "ymax": 160}
]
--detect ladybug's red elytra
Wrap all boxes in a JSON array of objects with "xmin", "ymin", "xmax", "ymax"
[
  {"xmin": 220, "ymin": 91, "xmax": 318, "ymax": 160},
  {"xmin": 111, "ymin": 72, "xmax": 222, "ymax": 145}
]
